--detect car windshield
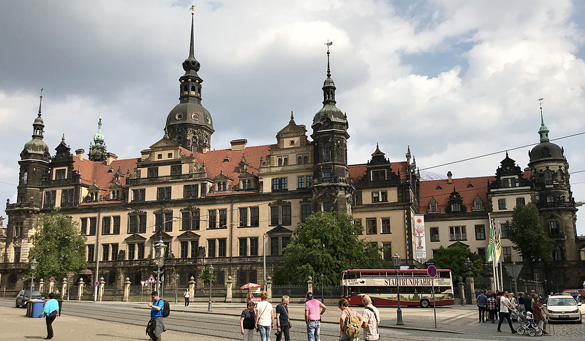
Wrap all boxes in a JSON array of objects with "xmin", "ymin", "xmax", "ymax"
[
  {"xmin": 21, "ymin": 290, "xmax": 42, "ymax": 296},
  {"xmin": 548, "ymin": 298, "xmax": 577, "ymax": 306}
]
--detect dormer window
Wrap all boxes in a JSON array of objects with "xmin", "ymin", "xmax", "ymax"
[
  {"xmin": 451, "ymin": 203, "xmax": 460, "ymax": 212},
  {"xmin": 429, "ymin": 198, "xmax": 439, "ymax": 213},
  {"xmin": 473, "ymin": 196, "xmax": 483, "ymax": 211}
]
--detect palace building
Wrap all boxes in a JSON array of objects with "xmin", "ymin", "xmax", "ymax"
[{"xmin": 0, "ymin": 12, "xmax": 582, "ymax": 293}]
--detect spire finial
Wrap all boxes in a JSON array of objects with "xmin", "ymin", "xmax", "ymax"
[
  {"xmin": 290, "ymin": 110, "xmax": 294, "ymax": 121},
  {"xmin": 538, "ymin": 97, "xmax": 544, "ymax": 124},
  {"xmin": 325, "ymin": 40, "xmax": 333, "ymax": 78},
  {"xmin": 190, "ymin": 4, "xmax": 195, "ymax": 15},
  {"xmin": 61, "ymin": 133, "xmax": 65, "ymax": 143},
  {"xmin": 38, "ymin": 88, "xmax": 43, "ymax": 117},
  {"xmin": 189, "ymin": 6, "xmax": 195, "ymax": 59}
]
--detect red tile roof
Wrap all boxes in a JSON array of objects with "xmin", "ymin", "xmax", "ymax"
[{"xmin": 419, "ymin": 176, "xmax": 495, "ymax": 214}]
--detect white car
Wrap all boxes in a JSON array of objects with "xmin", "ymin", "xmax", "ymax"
[{"xmin": 545, "ymin": 295, "xmax": 582, "ymax": 323}]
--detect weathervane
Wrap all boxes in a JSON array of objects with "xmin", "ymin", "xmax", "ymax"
[
  {"xmin": 190, "ymin": 5, "xmax": 195, "ymax": 15},
  {"xmin": 538, "ymin": 97, "xmax": 544, "ymax": 124},
  {"xmin": 38, "ymin": 87, "xmax": 43, "ymax": 117},
  {"xmin": 324, "ymin": 40, "xmax": 333, "ymax": 53},
  {"xmin": 325, "ymin": 40, "xmax": 333, "ymax": 77}
]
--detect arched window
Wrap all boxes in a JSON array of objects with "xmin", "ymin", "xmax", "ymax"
[
  {"xmin": 278, "ymin": 158, "xmax": 282, "ymax": 166},
  {"xmin": 190, "ymin": 85, "xmax": 196, "ymax": 93},
  {"xmin": 304, "ymin": 156, "xmax": 308, "ymax": 164},
  {"xmin": 283, "ymin": 158, "xmax": 288, "ymax": 166},
  {"xmin": 544, "ymin": 170, "xmax": 553, "ymax": 184},
  {"xmin": 22, "ymin": 171, "xmax": 28, "ymax": 185},
  {"xmin": 297, "ymin": 156, "xmax": 302, "ymax": 165}
]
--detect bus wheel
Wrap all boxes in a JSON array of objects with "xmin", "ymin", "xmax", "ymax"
[{"xmin": 420, "ymin": 299, "xmax": 430, "ymax": 308}]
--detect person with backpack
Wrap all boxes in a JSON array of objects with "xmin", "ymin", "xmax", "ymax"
[
  {"xmin": 338, "ymin": 298, "xmax": 363, "ymax": 341},
  {"xmin": 240, "ymin": 301, "xmax": 256, "ymax": 341},
  {"xmin": 147, "ymin": 291, "xmax": 166, "ymax": 341},
  {"xmin": 361, "ymin": 295, "xmax": 380, "ymax": 341}
]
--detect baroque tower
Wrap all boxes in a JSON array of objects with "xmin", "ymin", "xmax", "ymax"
[
  {"xmin": 165, "ymin": 8, "xmax": 214, "ymax": 153},
  {"xmin": 528, "ymin": 102, "xmax": 579, "ymax": 287},
  {"xmin": 88, "ymin": 116, "xmax": 107, "ymax": 162},
  {"xmin": 310, "ymin": 42, "xmax": 354, "ymax": 213}
]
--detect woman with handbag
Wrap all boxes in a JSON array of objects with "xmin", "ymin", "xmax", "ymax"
[
  {"xmin": 255, "ymin": 292, "xmax": 274, "ymax": 341},
  {"xmin": 42, "ymin": 293, "xmax": 60, "ymax": 339},
  {"xmin": 240, "ymin": 301, "xmax": 256, "ymax": 341}
]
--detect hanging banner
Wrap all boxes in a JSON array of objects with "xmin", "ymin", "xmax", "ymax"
[{"xmin": 414, "ymin": 215, "xmax": 426, "ymax": 260}]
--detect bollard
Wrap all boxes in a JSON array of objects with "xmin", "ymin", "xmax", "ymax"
[{"xmin": 225, "ymin": 276, "xmax": 233, "ymax": 303}]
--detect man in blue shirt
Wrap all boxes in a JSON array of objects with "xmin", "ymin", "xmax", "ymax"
[
  {"xmin": 147, "ymin": 291, "xmax": 165, "ymax": 340},
  {"xmin": 476, "ymin": 290, "xmax": 488, "ymax": 323}
]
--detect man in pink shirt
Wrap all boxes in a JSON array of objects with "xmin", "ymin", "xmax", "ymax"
[{"xmin": 305, "ymin": 292, "xmax": 327, "ymax": 341}]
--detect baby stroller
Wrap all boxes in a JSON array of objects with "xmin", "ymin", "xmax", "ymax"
[
  {"xmin": 516, "ymin": 312, "xmax": 543, "ymax": 337},
  {"xmin": 511, "ymin": 309, "xmax": 522, "ymax": 322}
]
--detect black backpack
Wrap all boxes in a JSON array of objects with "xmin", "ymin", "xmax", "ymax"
[{"xmin": 159, "ymin": 299, "xmax": 170, "ymax": 318}]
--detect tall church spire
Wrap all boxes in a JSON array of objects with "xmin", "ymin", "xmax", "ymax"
[
  {"xmin": 165, "ymin": 7, "xmax": 214, "ymax": 153},
  {"xmin": 88, "ymin": 116, "xmax": 107, "ymax": 162},
  {"xmin": 537, "ymin": 97, "xmax": 549, "ymax": 143}
]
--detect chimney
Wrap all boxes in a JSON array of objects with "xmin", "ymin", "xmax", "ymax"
[
  {"xmin": 447, "ymin": 171, "xmax": 453, "ymax": 184},
  {"xmin": 106, "ymin": 152, "xmax": 118, "ymax": 166},
  {"xmin": 75, "ymin": 148, "xmax": 84, "ymax": 161},
  {"xmin": 230, "ymin": 139, "xmax": 247, "ymax": 151}
]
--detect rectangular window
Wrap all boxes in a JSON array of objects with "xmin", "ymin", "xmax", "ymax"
[
  {"xmin": 381, "ymin": 218, "xmax": 391, "ymax": 234},
  {"xmin": 219, "ymin": 209, "xmax": 227, "ymax": 228},
  {"xmin": 13, "ymin": 246, "xmax": 21, "ymax": 262},
  {"xmin": 250, "ymin": 237, "xmax": 259, "ymax": 256},
  {"xmin": 44, "ymin": 191, "xmax": 56, "ymax": 209},
  {"xmin": 430, "ymin": 227, "xmax": 440, "ymax": 242},
  {"xmin": 102, "ymin": 216, "xmax": 111, "ymax": 235},
  {"xmin": 129, "ymin": 215, "xmax": 138, "ymax": 234},
  {"xmin": 61, "ymin": 189, "xmax": 74, "ymax": 207},
  {"xmin": 87, "ymin": 245, "xmax": 94, "ymax": 262},
  {"xmin": 239, "ymin": 238, "xmax": 247, "ymax": 256},
  {"xmin": 449, "ymin": 226, "xmax": 467, "ymax": 241},
  {"xmin": 132, "ymin": 189, "xmax": 145, "ymax": 202},
  {"xmin": 192, "ymin": 210, "xmax": 200, "ymax": 230},
  {"xmin": 180, "ymin": 241, "xmax": 188, "ymax": 259},
  {"xmin": 366, "ymin": 218, "xmax": 377, "ymax": 235},
  {"xmin": 81, "ymin": 218, "xmax": 88, "ymax": 235},
  {"xmin": 549, "ymin": 221, "xmax": 562, "ymax": 236},
  {"xmin": 182, "ymin": 212, "xmax": 190, "ymax": 230},
  {"xmin": 298, "ymin": 176, "xmax": 304, "ymax": 189},
  {"xmin": 271, "ymin": 237, "xmax": 279, "ymax": 256},
  {"xmin": 503, "ymin": 247, "xmax": 512, "ymax": 262},
  {"xmin": 475, "ymin": 224, "xmax": 486, "ymax": 240},
  {"xmin": 208, "ymin": 239, "xmax": 216, "ymax": 257},
  {"xmin": 271, "ymin": 177, "xmax": 288, "ymax": 191},
  {"xmin": 147, "ymin": 167, "xmax": 158, "ymax": 178},
  {"xmin": 516, "ymin": 197, "xmax": 525, "ymax": 207},
  {"xmin": 190, "ymin": 241, "xmax": 199, "ymax": 258},
  {"xmin": 371, "ymin": 170, "xmax": 385, "ymax": 181},
  {"xmin": 250, "ymin": 207, "xmax": 259, "ymax": 227},
  {"xmin": 171, "ymin": 165, "xmax": 182, "ymax": 176},
  {"xmin": 208, "ymin": 210, "xmax": 216, "ymax": 229},
  {"xmin": 306, "ymin": 176, "xmax": 313, "ymax": 186},
  {"xmin": 498, "ymin": 198, "xmax": 507, "ymax": 210},
  {"xmin": 500, "ymin": 222, "xmax": 509, "ymax": 239},
  {"xmin": 55, "ymin": 169, "xmax": 66, "ymax": 180},
  {"xmin": 218, "ymin": 238, "xmax": 227, "ymax": 257},
  {"xmin": 164, "ymin": 213, "xmax": 173, "ymax": 232},
  {"xmin": 282, "ymin": 206, "xmax": 291, "ymax": 225},
  {"xmin": 477, "ymin": 247, "xmax": 486, "ymax": 261},
  {"xmin": 183, "ymin": 184, "xmax": 199, "ymax": 199},
  {"xmin": 138, "ymin": 214, "xmax": 146, "ymax": 233},
  {"xmin": 137, "ymin": 243, "xmax": 145, "ymax": 259},
  {"xmin": 323, "ymin": 202, "xmax": 334, "ymax": 212},
  {"xmin": 301, "ymin": 204, "xmax": 311, "ymax": 223},
  {"xmin": 239, "ymin": 208, "xmax": 248, "ymax": 227},
  {"xmin": 102, "ymin": 244, "xmax": 110, "ymax": 261},
  {"xmin": 381, "ymin": 191, "xmax": 388, "ymax": 202},
  {"xmin": 282, "ymin": 237, "xmax": 291, "ymax": 251},
  {"xmin": 271, "ymin": 206, "xmax": 279, "ymax": 225},
  {"xmin": 113, "ymin": 216, "xmax": 120, "ymax": 235},
  {"xmin": 128, "ymin": 244, "xmax": 135, "ymax": 260},
  {"xmin": 89, "ymin": 217, "xmax": 97, "ymax": 236},
  {"xmin": 382, "ymin": 242, "xmax": 392, "ymax": 261},
  {"xmin": 157, "ymin": 187, "xmax": 171, "ymax": 200},
  {"xmin": 372, "ymin": 192, "xmax": 379, "ymax": 203},
  {"xmin": 111, "ymin": 243, "xmax": 118, "ymax": 261}
]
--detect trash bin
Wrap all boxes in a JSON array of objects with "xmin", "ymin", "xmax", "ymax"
[{"xmin": 31, "ymin": 300, "xmax": 45, "ymax": 318}]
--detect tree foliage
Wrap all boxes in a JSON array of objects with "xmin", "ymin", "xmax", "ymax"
[
  {"xmin": 431, "ymin": 243, "xmax": 483, "ymax": 281},
  {"xmin": 273, "ymin": 211, "xmax": 387, "ymax": 286},
  {"xmin": 199, "ymin": 265, "xmax": 216, "ymax": 285},
  {"xmin": 507, "ymin": 203, "xmax": 554, "ymax": 268},
  {"xmin": 28, "ymin": 210, "xmax": 87, "ymax": 280}
]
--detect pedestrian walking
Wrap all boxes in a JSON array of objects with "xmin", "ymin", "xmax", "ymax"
[
  {"xmin": 305, "ymin": 291, "xmax": 327, "ymax": 341},
  {"xmin": 476, "ymin": 290, "xmax": 488, "ymax": 323},
  {"xmin": 361, "ymin": 295, "xmax": 380, "ymax": 341},
  {"xmin": 532, "ymin": 296, "xmax": 548, "ymax": 335},
  {"xmin": 255, "ymin": 291, "xmax": 274, "ymax": 341},
  {"xmin": 240, "ymin": 301, "xmax": 256, "ymax": 341},
  {"xmin": 146, "ymin": 291, "xmax": 166, "ymax": 341},
  {"xmin": 183, "ymin": 289, "xmax": 190, "ymax": 307},
  {"xmin": 338, "ymin": 298, "xmax": 363, "ymax": 341},
  {"xmin": 42, "ymin": 293, "xmax": 59, "ymax": 339},
  {"xmin": 517, "ymin": 292, "xmax": 526, "ymax": 316},
  {"xmin": 497, "ymin": 292, "xmax": 517, "ymax": 334},
  {"xmin": 275, "ymin": 295, "xmax": 291, "ymax": 341},
  {"xmin": 487, "ymin": 293, "xmax": 497, "ymax": 323}
]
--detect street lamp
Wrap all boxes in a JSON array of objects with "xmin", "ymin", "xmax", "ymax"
[
  {"xmin": 392, "ymin": 253, "xmax": 403, "ymax": 325},
  {"xmin": 208, "ymin": 264, "xmax": 214, "ymax": 312},
  {"xmin": 465, "ymin": 258, "xmax": 473, "ymax": 304},
  {"xmin": 30, "ymin": 259, "xmax": 38, "ymax": 298},
  {"xmin": 154, "ymin": 236, "xmax": 167, "ymax": 295}
]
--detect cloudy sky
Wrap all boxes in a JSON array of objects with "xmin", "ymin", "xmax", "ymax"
[{"xmin": 1, "ymin": 0, "xmax": 585, "ymax": 234}]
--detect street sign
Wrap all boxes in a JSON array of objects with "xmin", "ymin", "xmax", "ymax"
[
  {"xmin": 427, "ymin": 265, "xmax": 437, "ymax": 278},
  {"xmin": 148, "ymin": 275, "xmax": 155, "ymax": 283},
  {"xmin": 95, "ymin": 281, "xmax": 99, "ymax": 286},
  {"xmin": 425, "ymin": 261, "xmax": 436, "ymax": 267},
  {"xmin": 50, "ymin": 277, "xmax": 55, "ymax": 282}
]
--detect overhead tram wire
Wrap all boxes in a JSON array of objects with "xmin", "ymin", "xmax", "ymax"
[{"xmin": 419, "ymin": 130, "xmax": 585, "ymax": 172}]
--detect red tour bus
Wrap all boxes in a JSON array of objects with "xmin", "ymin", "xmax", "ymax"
[{"xmin": 341, "ymin": 269, "xmax": 454, "ymax": 307}]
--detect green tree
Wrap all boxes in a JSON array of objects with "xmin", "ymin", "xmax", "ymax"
[
  {"xmin": 273, "ymin": 211, "xmax": 387, "ymax": 286},
  {"xmin": 507, "ymin": 202, "xmax": 554, "ymax": 269},
  {"xmin": 28, "ymin": 210, "xmax": 87, "ymax": 280},
  {"xmin": 431, "ymin": 243, "xmax": 483, "ymax": 280},
  {"xmin": 199, "ymin": 265, "xmax": 216, "ymax": 285}
]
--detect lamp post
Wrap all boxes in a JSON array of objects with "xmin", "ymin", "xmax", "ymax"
[
  {"xmin": 465, "ymin": 258, "xmax": 473, "ymax": 304},
  {"xmin": 262, "ymin": 233, "xmax": 267, "ymax": 292},
  {"xmin": 321, "ymin": 273, "xmax": 324, "ymax": 303},
  {"xmin": 392, "ymin": 253, "xmax": 403, "ymax": 325},
  {"xmin": 30, "ymin": 259, "xmax": 38, "ymax": 298},
  {"xmin": 208, "ymin": 264, "xmax": 214, "ymax": 312},
  {"xmin": 154, "ymin": 236, "xmax": 167, "ymax": 295}
]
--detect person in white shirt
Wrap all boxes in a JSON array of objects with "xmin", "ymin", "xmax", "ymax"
[
  {"xmin": 183, "ymin": 289, "xmax": 190, "ymax": 307},
  {"xmin": 497, "ymin": 292, "xmax": 517, "ymax": 334},
  {"xmin": 361, "ymin": 295, "xmax": 380, "ymax": 341},
  {"xmin": 255, "ymin": 292, "xmax": 274, "ymax": 341}
]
